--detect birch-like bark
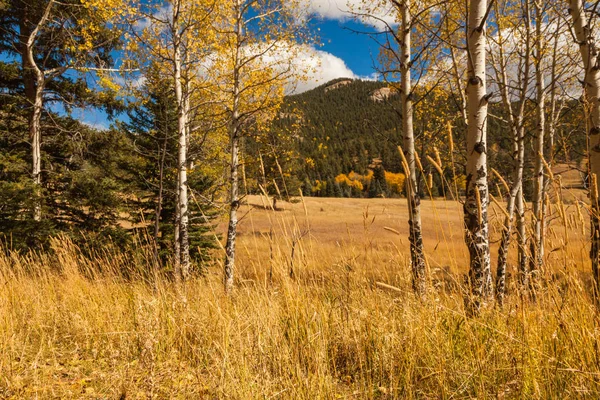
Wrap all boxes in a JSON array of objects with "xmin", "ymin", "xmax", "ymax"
[
  {"xmin": 172, "ymin": 1, "xmax": 190, "ymax": 280},
  {"xmin": 496, "ymin": 133, "xmax": 525, "ymax": 303},
  {"xmin": 546, "ymin": 19, "xmax": 562, "ymax": 172},
  {"xmin": 465, "ymin": 0, "xmax": 491, "ymax": 313},
  {"xmin": 530, "ymin": 0, "xmax": 546, "ymax": 290},
  {"xmin": 23, "ymin": 1, "xmax": 54, "ymax": 222},
  {"xmin": 174, "ymin": 171, "xmax": 181, "ymax": 283},
  {"xmin": 224, "ymin": 0, "xmax": 243, "ymax": 293},
  {"xmin": 492, "ymin": 0, "xmax": 530, "ymax": 304},
  {"xmin": 180, "ymin": 79, "xmax": 191, "ymax": 278},
  {"xmin": 542, "ymin": 19, "xmax": 563, "ymax": 256},
  {"xmin": 569, "ymin": 0, "xmax": 600, "ymax": 297},
  {"xmin": 516, "ymin": 185, "xmax": 528, "ymax": 288},
  {"xmin": 399, "ymin": 0, "xmax": 427, "ymax": 296}
]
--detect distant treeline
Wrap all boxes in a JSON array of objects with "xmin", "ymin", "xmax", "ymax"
[{"xmin": 248, "ymin": 78, "xmax": 586, "ymax": 200}]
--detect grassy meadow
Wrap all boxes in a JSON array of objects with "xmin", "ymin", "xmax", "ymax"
[{"xmin": 2, "ymin": 188, "xmax": 600, "ymax": 398}]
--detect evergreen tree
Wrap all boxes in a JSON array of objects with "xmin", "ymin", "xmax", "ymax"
[
  {"xmin": 121, "ymin": 68, "xmax": 217, "ymax": 267},
  {"xmin": 333, "ymin": 180, "xmax": 343, "ymax": 197},
  {"xmin": 369, "ymin": 166, "xmax": 388, "ymax": 198},
  {"xmin": 302, "ymin": 178, "xmax": 312, "ymax": 196}
]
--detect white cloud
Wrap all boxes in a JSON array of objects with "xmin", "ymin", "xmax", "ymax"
[
  {"xmin": 225, "ymin": 41, "xmax": 374, "ymax": 93},
  {"xmin": 291, "ymin": 47, "xmax": 361, "ymax": 92},
  {"xmin": 301, "ymin": 0, "xmax": 398, "ymax": 31},
  {"xmin": 303, "ymin": 0, "xmax": 357, "ymax": 20},
  {"xmin": 486, "ymin": 21, "xmax": 583, "ymax": 101}
]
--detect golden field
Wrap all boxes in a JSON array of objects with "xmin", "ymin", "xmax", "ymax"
[{"xmin": 1, "ymin": 193, "xmax": 600, "ymax": 399}]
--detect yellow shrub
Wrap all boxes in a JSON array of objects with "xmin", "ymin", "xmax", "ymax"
[
  {"xmin": 312, "ymin": 179, "xmax": 326, "ymax": 193},
  {"xmin": 385, "ymin": 171, "xmax": 406, "ymax": 195},
  {"xmin": 335, "ymin": 173, "xmax": 350, "ymax": 185}
]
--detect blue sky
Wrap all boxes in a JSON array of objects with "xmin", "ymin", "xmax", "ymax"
[
  {"xmin": 82, "ymin": 0, "xmax": 391, "ymax": 129},
  {"xmin": 315, "ymin": 18, "xmax": 381, "ymax": 80}
]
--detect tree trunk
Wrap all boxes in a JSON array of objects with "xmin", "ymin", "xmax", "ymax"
[
  {"xmin": 173, "ymin": 1, "xmax": 190, "ymax": 280},
  {"xmin": 224, "ymin": 0, "xmax": 243, "ymax": 293},
  {"xmin": 399, "ymin": 0, "xmax": 427, "ymax": 297},
  {"xmin": 516, "ymin": 186, "xmax": 528, "ymax": 290},
  {"xmin": 496, "ymin": 118, "xmax": 526, "ymax": 304},
  {"xmin": 568, "ymin": 0, "xmax": 600, "ymax": 298},
  {"xmin": 493, "ymin": 0, "xmax": 530, "ymax": 304},
  {"xmin": 174, "ymin": 171, "xmax": 181, "ymax": 283},
  {"xmin": 496, "ymin": 176, "xmax": 520, "ymax": 303},
  {"xmin": 30, "ymin": 77, "xmax": 44, "ymax": 222},
  {"xmin": 225, "ymin": 135, "xmax": 240, "ymax": 293},
  {"xmin": 23, "ymin": 1, "xmax": 54, "ymax": 222},
  {"xmin": 530, "ymin": 1, "xmax": 546, "ymax": 291},
  {"xmin": 465, "ymin": 0, "xmax": 491, "ymax": 313}
]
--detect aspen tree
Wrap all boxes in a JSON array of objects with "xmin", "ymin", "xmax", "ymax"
[
  {"xmin": 568, "ymin": 0, "xmax": 600, "ymax": 297},
  {"xmin": 465, "ymin": 0, "xmax": 492, "ymax": 312},
  {"xmin": 488, "ymin": 0, "xmax": 532, "ymax": 303},
  {"xmin": 529, "ymin": 0, "xmax": 546, "ymax": 291},
  {"xmin": 172, "ymin": 0, "xmax": 191, "ymax": 278},
  {"xmin": 398, "ymin": 0, "xmax": 427, "ymax": 296},
  {"xmin": 351, "ymin": 0, "xmax": 446, "ymax": 297},
  {"xmin": 217, "ymin": 0, "xmax": 311, "ymax": 293},
  {"xmin": 130, "ymin": 0, "xmax": 217, "ymax": 280}
]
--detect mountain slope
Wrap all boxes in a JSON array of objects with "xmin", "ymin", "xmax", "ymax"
[{"xmin": 283, "ymin": 78, "xmax": 404, "ymax": 180}]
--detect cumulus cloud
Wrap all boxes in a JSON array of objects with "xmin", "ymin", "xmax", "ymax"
[
  {"xmin": 423, "ymin": 20, "xmax": 584, "ymax": 103},
  {"xmin": 301, "ymin": 0, "xmax": 398, "ymax": 31},
  {"xmin": 291, "ymin": 47, "xmax": 362, "ymax": 93},
  {"xmin": 486, "ymin": 21, "xmax": 583, "ymax": 101},
  {"xmin": 225, "ymin": 41, "xmax": 374, "ymax": 93}
]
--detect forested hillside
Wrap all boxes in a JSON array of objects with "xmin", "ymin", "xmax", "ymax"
[
  {"xmin": 288, "ymin": 78, "xmax": 405, "ymax": 177},
  {"xmin": 255, "ymin": 78, "xmax": 587, "ymax": 199}
]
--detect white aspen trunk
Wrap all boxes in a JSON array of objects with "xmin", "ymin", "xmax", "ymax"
[
  {"xmin": 493, "ymin": 1, "xmax": 530, "ymax": 304},
  {"xmin": 24, "ymin": 1, "xmax": 53, "ymax": 222},
  {"xmin": 180, "ymin": 79, "xmax": 191, "ymax": 278},
  {"xmin": 224, "ymin": 0, "xmax": 243, "ymax": 293},
  {"xmin": 174, "ymin": 171, "xmax": 182, "ymax": 283},
  {"xmin": 465, "ymin": 0, "xmax": 491, "ymax": 312},
  {"xmin": 173, "ymin": 1, "xmax": 190, "ymax": 280},
  {"xmin": 225, "ymin": 135, "xmax": 240, "ymax": 292},
  {"xmin": 493, "ymin": 67, "xmax": 521, "ymax": 305},
  {"xmin": 496, "ymin": 130, "xmax": 524, "ymax": 303},
  {"xmin": 399, "ymin": 0, "xmax": 427, "ymax": 296},
  {"xmin": 569, "ymin": 0, "xmax": 600, "ymax": 297},
  {"xmin": 530, "ymin": 1, "xmax": 546, "ymax": 289},
  {"xmin": 516, "ymin": 185, "xmax": 528, "ymax": 289}
]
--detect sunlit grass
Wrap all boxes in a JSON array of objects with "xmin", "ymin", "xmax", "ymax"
[{"xmin": 1, "ymin": 193, "xmax": 599, "ymax": 398}]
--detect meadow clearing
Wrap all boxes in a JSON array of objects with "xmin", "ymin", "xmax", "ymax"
[{"xmin": 1, "ymin": 190, "xmax": 600, "ymax": 399}]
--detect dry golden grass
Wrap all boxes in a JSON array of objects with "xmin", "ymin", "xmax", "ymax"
[
  {"xmin": 1, "ymin": 193, "xmax": 600, "ymax": 399},
  {"xmin": 232, "ymin": 192, "xmax": 590, "ymax": 279}
]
